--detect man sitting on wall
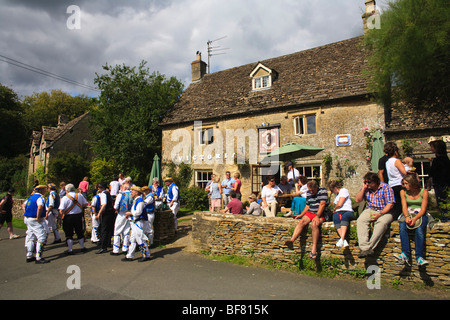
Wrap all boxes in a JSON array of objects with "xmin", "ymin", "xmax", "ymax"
[
  {"xmin": 355, "ymin": 172, "xmax": 395, "ymax": 258},
  {"xmin": 284, "ymin": 180, "xmax": 328, "ymax": 260},
  {"xmin": 220, "ymin": 191, "xmax": 243, "ymax": 215}
]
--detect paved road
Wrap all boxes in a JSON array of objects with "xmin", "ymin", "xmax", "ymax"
[{"xmin": 0, "ymin": 221, "xmax": 447, "ymax": 308}]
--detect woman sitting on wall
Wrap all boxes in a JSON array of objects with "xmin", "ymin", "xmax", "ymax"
[
  {"xmin": 328, "ymin": 180, "xmax": 355, "ymax": 248},
  {"xmin": 284, "ymin": 176, "xmax": 308, "ymax": 217},
  {"xmin": 395, "ymin": 173, "xmax": 429, "ymax": 266}
]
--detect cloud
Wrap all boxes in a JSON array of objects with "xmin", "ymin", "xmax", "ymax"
[{"xmin": 0, "ymin": 0, "xmax": 366, "ymax": 98}]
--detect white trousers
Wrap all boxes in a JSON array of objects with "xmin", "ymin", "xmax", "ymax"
[
  {"xmin": 113, "ymin": 212, "xmax": 131, "ymax": 253},
  {"xmin": 46, "ymin": 212, "xmax": 61, "ymax": 240},
  {"xmin": 127, "ymin": 220, "xmax": 150, "ymax": 259},
  {"xmin": 264, "ymin": 201, "xmax": 278, "ymax": 217},
  {"xmin": 144, "ymin": 213, "xmax": 155, "ymax": 246},
  {"xmin": 24, "ymin": 217, "xmax": 47, "ymax": 259},
  {"xmin": 169, "ymin": 202, "xmax": 180, "ymax": 230},
  {"xmin": 91, "ymin": 214, "xmax": 100, "ymax": 242}
]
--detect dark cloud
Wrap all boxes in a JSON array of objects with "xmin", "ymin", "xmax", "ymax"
[{"xmin": 0, "ymin": 0, "xmax": 366, "ymax": 98}]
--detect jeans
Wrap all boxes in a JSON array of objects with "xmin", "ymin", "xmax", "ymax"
[
  {"xmin": 333, "ymin": 210, "xmax": 355, "ymax": 229},
  {"xmin": 398, "ymin": 215, "xmax": 428, "ymax": 259}
]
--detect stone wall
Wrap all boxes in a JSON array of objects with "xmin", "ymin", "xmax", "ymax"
[
  {"xmin": 12, "ymin": 199, "xmax": 175, "ymax": 245},
  {"xmin": 192, "ymin": 212, "xmax": 450, "ymax": 288}
]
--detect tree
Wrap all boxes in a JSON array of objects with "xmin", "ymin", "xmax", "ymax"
[
  {"xmin": 47, "ymin": 151, "xmax": 90, "ymax": 186},
  {"xmin": 90, "ymin": 61, "xmax": 184, "ymax": 185},
  {"xmin": 362, "ymin": 0, "xmax": 450, "ymax": 110},
  {"xmin": 21, "ymin": 89, "xmax": 97, "ymax": 132},
  {"xmin": 0, "ymin": 84, "xmax": 28, "ymax": 157}
]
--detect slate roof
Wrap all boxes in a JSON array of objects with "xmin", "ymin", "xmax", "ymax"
[
  {"xmin": 31, "ymin": 112, "xmax": 90, "ymax": 148},
  {"xmin": 161, "ymin": 36, "xmax": 369, "ymax": 127}
]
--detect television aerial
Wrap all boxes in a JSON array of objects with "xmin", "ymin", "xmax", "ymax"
[{"xmin": 207, "ymin": 36, "xmax": 230, "ymax": 74}]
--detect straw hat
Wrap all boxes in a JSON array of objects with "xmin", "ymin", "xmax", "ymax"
[{"xmin": 131, "ymin": 186, "xmax": 142, "ymax": 193}]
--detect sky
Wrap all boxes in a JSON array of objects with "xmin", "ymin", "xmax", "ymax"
[{"xmin": 0, "ymin": 0, "xmax": 383, "ymax": 99}]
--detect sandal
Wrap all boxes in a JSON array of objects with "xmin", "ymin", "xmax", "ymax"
[{"xmin": 309, "ymin": 252, "xmax": 317, "ymax": 260}]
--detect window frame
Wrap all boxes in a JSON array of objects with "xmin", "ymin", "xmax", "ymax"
[
  {"xmin": 198, "ymin": 127, "xmax": 214, "ymax": 146},
  {"xmin": 195, "ymin": 170, "xmax": 213, "ymax": 189},
  {"xmin": 294, "ymin": 114, "xmax": 317, "ymax": 136}
]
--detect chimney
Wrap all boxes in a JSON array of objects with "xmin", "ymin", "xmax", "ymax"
[
  {"xmin": 362, "ymin": 0, "xmax": 380, "ymax": 33},
  {"xmin": 191, "ymin": 51, "xmax": 207, "ymax": 82},
  {"xmin": 57, "ymin": 114, "xmax": 68, "ymax": 128}
]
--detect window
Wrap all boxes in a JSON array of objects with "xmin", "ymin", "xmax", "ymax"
[
  {"xmin": 253, "ymin": 75, "xmax": 271, "ymax": 90},
  {"xmin": 250, "ymin": 63, "xmax": 273, "ymax": 91},
  {"xmin": 294, "ymin": 115, "xmax": 316, "ymax": 135},
  {"xmin": 251, "ymin": 164, "xmax": 281, "ymax": 195},
  {"xmin": 297, "ymin": 165, "xmax": 322, "ymax": 185},
  {"xmin": 195, "ymin": 170, "xmax": 213, "ymax": 189},
  {"xmin": 198, "ymin": 128, "xmax": 214, "ymax": 145},
  {"xmin": 414, "ymin": 160, "xmax": 431, "ymax": 190}
]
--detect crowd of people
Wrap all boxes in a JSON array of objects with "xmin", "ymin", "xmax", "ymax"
[
  {"xmin": 18, "ymin": 174, "xmax": 180, "ymax": 264},
  {"xmin": 1, "ymin": 139, "xmax": 448, "ymax": 267},
  {"xmin": 203, "ymin": 140, "xmax": 449, "ymax": 266}
]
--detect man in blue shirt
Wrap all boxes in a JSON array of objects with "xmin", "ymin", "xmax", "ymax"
[{"xmin": 221, "ymin": 171, "xmax": 235, "ymax": 208}]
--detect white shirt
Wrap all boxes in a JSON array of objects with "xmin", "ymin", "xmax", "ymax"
[
  {"xmin": 287, "ymin": 168, "xmax": 300, "ymax": 185},
  {"xmin": 59, "ymin": 192, "xmax": 87, "ymax": 215},
  {"xmin": 131, "ymin": 198, "xmax": 145, "ymax": 220},
  {"xmin": 334, "ymin": 188, "xmax": 353, "ymax": 212},
  {"xmin": 46, "ymin": 191, "xmax": 59, "ymax": 213},
  {"xmin": 261, "ymin": 185, "xmax": 282, "ymax": 203},
  {"xmin": 144, "ymin": 193, "xmax": 154, "ymax": 206},
  {"xmin": 110, "ymin": 181, "xmax": 120, "ymax": 196},
  {"xmin": 299, "ymin": 184, "xmax": 308, "ymax": 198}
]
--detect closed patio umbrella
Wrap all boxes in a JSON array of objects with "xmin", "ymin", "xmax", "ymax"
[
  {"xmin": 371, "ymin": 131, "xmax": 384, "ymax": 172},
  {"xmin": 148, "ymin": 154, "xmax": 161, "ymax": 186}
]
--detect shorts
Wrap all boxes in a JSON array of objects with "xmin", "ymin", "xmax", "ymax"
[
  {"xmin": 0, "ymin": 212, "xmax": 12, "ymax": 225},
  {"xmin": 304, "ymin": 211, "xmax": 325, "ymax": 223}
]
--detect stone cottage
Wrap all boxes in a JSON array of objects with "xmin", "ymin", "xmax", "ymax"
[
  {"xmin": 28, "ymin": 112, "xmax": 92, "ymax": 181},
  {"xmin": 160, "ymin": 32, "xmax": 385, "ymax": 200}
]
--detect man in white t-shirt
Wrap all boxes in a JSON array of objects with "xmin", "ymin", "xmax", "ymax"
[
  {"xmin": 59, "ymin": 183, "xmax": 88, "ymax": 255},
  {"xmin": 109, "ymin": 177, "xmax": 120, "ymax": 200},
  {"xmin": 286, "ymin": 162, "xmax": 300, "ymax": 187}
]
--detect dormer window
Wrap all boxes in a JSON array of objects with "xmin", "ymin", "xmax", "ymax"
[{"xmin": 250, "ymin": 63, "xmax": 273, "ymax": 91}]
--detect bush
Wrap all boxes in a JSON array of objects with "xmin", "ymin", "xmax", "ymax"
[
  {"xmin": 0, "ymin": 154, "xmax": 28, "ymax": 196},
  {"xmin": 181, "ymin": 186, "xmax": 209, "ymax": 211},
  {"xmin": 47, "ymin": 151, "xmax": 90, "ymax": 185},
  {"xmin": 89, "ymin": 158, "xmax": 119, "ymax": 184}
]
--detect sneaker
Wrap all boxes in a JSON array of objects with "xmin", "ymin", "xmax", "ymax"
[
  {"xmin": 394, "ymin": 252, "xmax": 410, "ymax": 265},
  {"xmin": 342, "ymin": 240, "xmax": 349, "ymax": 248},
  {"xmin": 417, "ymin": 257, "xmax": 429, "ymax": 266},
  {"xmin": 10, "ymin": 234, "xmax": 20, "ymax": 239},
  {"xmin": 336, "ymin": 239, "xmax": 343, "ymax": 247}
]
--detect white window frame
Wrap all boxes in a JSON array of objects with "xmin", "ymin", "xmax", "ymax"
[
  {"xmin": 250, "ymin": 63, "xmax": 273, "ymax": 91},
  {"xmin": 252, "ymin": 75, "xmax": 272, "ymax": 90},
  {"xmin": 297, "ymin": 164, "xmax": 322, "ymax": 185},
  {"xmin": 414, "ymin": 160, "xmax": 430, "ymax": 190},
  {"xmin": 294, "ymin": 114, "xmax": 317, "ymax": 136},
  {"xmin": 195, "ymin": 170, "xmax": 213, "ymax": 189}
]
